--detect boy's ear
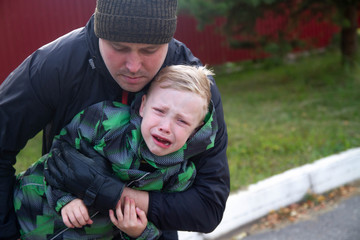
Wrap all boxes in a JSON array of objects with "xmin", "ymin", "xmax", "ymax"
[{"xmin": 139, "ymin": 95, "xmax": 147, "ymax": 117}]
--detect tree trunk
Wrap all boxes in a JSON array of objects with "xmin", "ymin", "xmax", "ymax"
[{"xmin": 340, "ymin": 5, "xmax": 358, "ymax": 65}]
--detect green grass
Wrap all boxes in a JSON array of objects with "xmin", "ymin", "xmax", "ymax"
[
  {"xmin": 15, "ymin": 132, "xmax": 43, "ymax": 173},
  {"xmin": 15, "ymin": 50, "xmax": 360, "ymax": 192},
  {"xmin": 215, "ymin": 50, "xmax": 360, "ymax": 191}
]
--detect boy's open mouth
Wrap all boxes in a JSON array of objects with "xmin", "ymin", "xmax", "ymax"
[{"xmin": 153, "ymin": 135, "xmax": 171, "ymax": 146}]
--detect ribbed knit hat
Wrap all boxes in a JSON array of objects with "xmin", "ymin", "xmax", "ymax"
[{"xmin": 94, "ymin": 0, "xmax": 177, "ymax": 44}]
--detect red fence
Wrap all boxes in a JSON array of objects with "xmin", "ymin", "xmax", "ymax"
[
  {"xmin": 1, "ymin": 0, "xmax": 340, "ymax": 84},
  {"xmin": 0, "ymin": 0, "xmax": 96, "ymax": 83}
]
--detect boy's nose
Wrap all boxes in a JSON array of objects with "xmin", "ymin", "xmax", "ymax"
[{"xmin": 159, "ymin": 119, "xmax": 171, "ymax": 134}]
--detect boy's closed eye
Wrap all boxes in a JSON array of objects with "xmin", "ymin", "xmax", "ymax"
[{"xmin": 153, "ymin": 108, "xmax": 165, "ymax": 114}]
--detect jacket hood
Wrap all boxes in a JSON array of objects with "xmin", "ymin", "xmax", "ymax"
[{"xmin": 184, "ymin": 101, "xmax": 218, "ymax": 159}]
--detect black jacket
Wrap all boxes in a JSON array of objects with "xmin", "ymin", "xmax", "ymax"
[{"xmin": 0, "ymin": 16, "xmax": 229, "ymax": 239}]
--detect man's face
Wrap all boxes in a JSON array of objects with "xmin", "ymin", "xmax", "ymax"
[
  {"xmin": 99, "ymin": 39, "xmax": 169, "ymax": 92},
  {"xmin": 139, "ymin": 84, "xmax": 206, "ymax": 156}
]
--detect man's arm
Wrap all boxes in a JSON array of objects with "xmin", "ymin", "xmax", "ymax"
[
  {"xmin": 0, "ymin": 53, "xmax": 57, "ymax": 238},
  {"xmin": 120, "ymin": 187, "xmax": 149, "ymax": 214},
  {"xmin": 0, "ymin": 160, "xmax": 19, "ymax": 239}
]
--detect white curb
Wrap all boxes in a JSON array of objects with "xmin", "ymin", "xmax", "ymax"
[
  {"xmin": 178, "ymin": 147, "xmax": 360, "ymax": 240},
  {"xmin": 309, "ymin": 148, "xmax": 360, "ymax": 194}
]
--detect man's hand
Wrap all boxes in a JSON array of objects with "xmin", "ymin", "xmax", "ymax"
[
  {"xmin": 120, "ymin": 187, "xmax": 149, "ymax": 215},
  {"xmin": 109, "ymin": 196, "xmax": 147, "ymax": 238},
  {"xmin": 61, "ymin": 198, "xmax": 93, "ymax": 228}
]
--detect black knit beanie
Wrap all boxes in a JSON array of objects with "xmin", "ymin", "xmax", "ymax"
[{"xmin": 94, "ymin": 0, "xmax": 177, "ymax": 44}]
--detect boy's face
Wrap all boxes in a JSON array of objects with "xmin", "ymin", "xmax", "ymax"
[
  {"xmin": 139, "ymin": 84, "xmax": 206, "ymax": 156},
  {"xmin": 99, "ymin": 39, "xmax": 168, "ymax": 92}
]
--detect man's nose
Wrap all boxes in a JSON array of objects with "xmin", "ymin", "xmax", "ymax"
[{"xmin": 126, "ymin": 52, "xmax": 142, "ymax": 73}]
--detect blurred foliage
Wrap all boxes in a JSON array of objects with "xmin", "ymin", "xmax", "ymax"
[{"xmin": 178, "ymin": 0, "xmax": 360, "ymax": 66}]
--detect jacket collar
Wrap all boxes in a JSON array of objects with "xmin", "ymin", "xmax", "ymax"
[{"xmin": 85, "ymin": 15, "xmax": 115, "ymax": 84}]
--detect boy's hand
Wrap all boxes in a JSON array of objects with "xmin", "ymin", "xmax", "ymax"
[
  {"xmin": 61, "ymin": 198, "xmax": 93, "ymax": 228},
  {"xmin": 109, "ymin": 196, "xmax": 148, "ymax": 238}
]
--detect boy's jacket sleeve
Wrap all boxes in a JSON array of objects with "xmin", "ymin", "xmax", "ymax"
[{"xmin": 44, "ymin": 140, "xmax": 125, "ymax": 212}]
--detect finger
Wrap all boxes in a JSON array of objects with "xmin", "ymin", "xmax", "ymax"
[
  {"xmin": 79, "ymin": 205, "xmax": 92, "ymax": 225},
  {"xmin": 109, "ymin": 209, "xmax": 118, "ymax": 225},
  {"xmin": 116, "ymin": 199, "xmax": 124, "ymax": 222},
  {"xmin": 74, "ymin": 209, "xmax": 87, "ymax": 226},
  {"xmin": 116, "ymin": 199, "xmax": 121, "ymax": 209},
  {"xmin": 123, "ymin": 196, "xmax": 130, "ymax": 221},
  {"xmin": 62, "ymin": 213, "xmax": 74, "ymax": 228},
  {"xmin": 129, "ymin": 198, "xmax": 137, "ymax": 222},
  {"xmin": 68, "ymin": 212, "xmax": 82, "ymax": 228},
  {"xmin": 136, "ymin": 207, "xmax": 147, "ymax": 224}
]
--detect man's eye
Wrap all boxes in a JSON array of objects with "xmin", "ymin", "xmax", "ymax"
[{"xmin": 141, "ymin": 48, "xmax": 158, "ymax": 55}]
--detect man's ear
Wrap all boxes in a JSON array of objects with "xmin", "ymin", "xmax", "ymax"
[{"xmin": 139, "ymin": 95, "xmax": 147, "ymax": 117}]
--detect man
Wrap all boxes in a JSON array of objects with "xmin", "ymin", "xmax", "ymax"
[{"xmin": 0, "ymin": 0, "xmax": 229, "ymax": 239}]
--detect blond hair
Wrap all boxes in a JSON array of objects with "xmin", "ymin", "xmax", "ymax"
[{"xmin": 148, "ymin": 65, "xmax": 214, "ymax": 118}]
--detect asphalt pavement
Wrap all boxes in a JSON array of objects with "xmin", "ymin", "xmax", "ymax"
[
  {"xmin": 226, "ymin": 193, "xmax": 360, "ymax": 240},
  {"xmin": 179, "ymin": 149, "xmax": 360, "ymax": 240}
]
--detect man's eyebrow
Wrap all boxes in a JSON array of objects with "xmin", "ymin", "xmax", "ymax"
[
  {"xmin": 112, "ymin": 42, "xmax": 127, "ymax": 48},
  {"xmin": 142, "ymin": 45, "xmax": 160, "ymax": 50}
]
